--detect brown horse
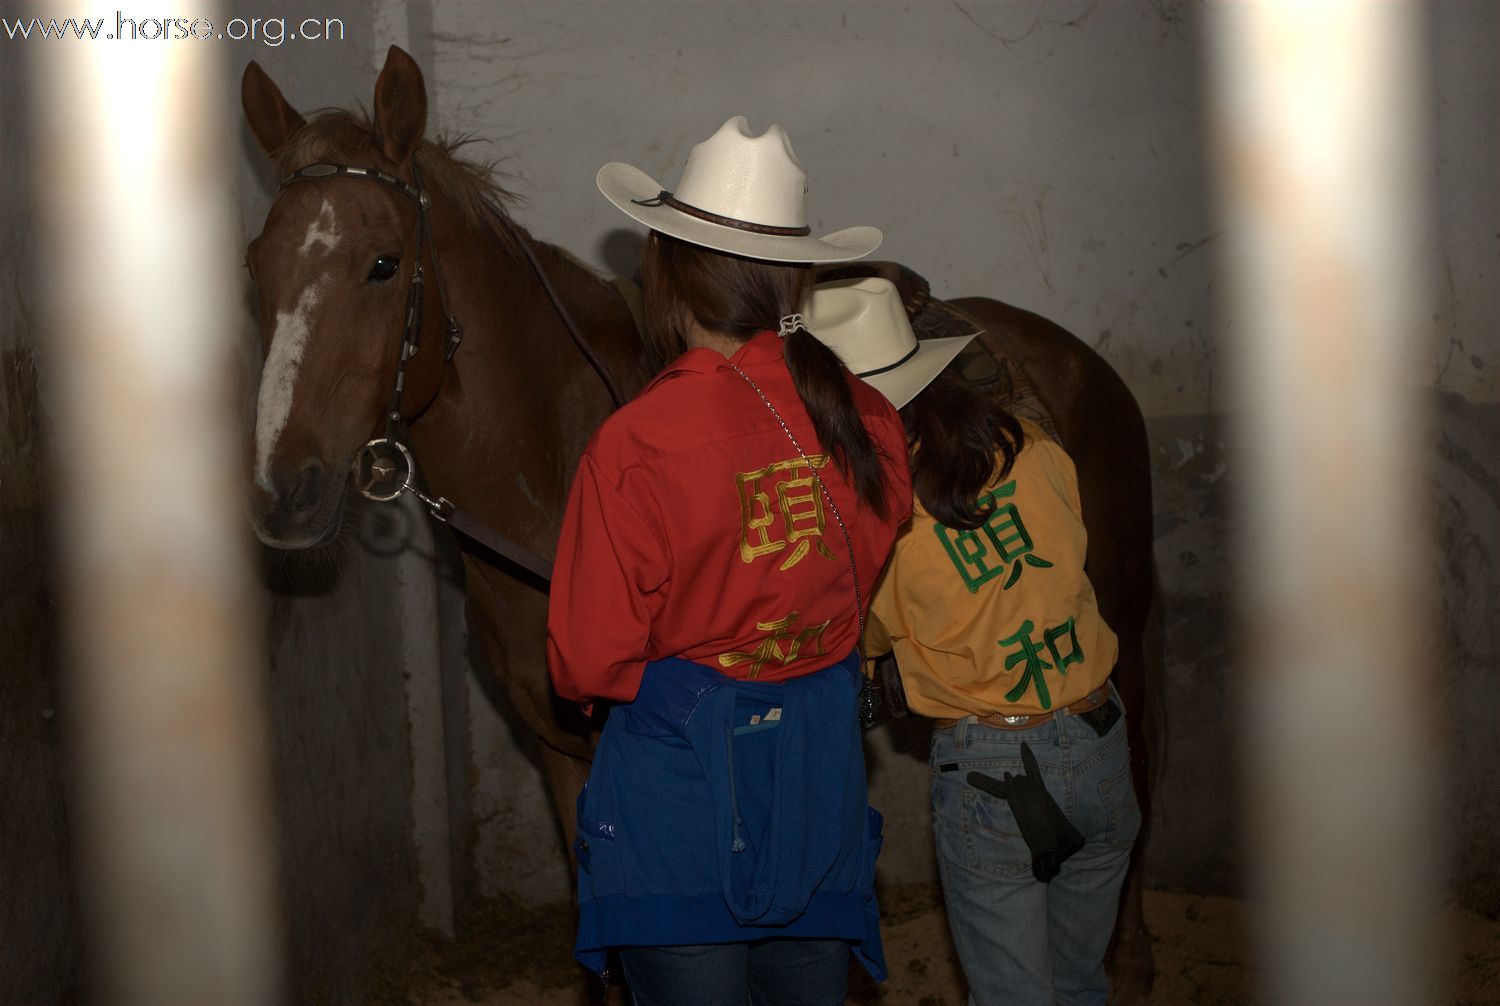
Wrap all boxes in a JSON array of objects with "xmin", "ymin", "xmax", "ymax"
[
  {"xmin": 241, "ymin": 46, "xmax": 1156, "ymax": 1002},
  {"xmin": 241, "ymin": 45, "xmax": 648, "ymax": 847}
]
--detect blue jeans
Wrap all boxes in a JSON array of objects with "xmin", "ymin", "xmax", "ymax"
[
  {"xmin": 930, "ymin": 690, "xmax": 1140, "ymax": 1006},
  {"xmin": 618, "ymin": 939, "xmax": 849, "ymax": 1006}
]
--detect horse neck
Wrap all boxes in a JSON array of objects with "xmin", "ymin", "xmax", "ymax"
[{"xmin": 409, "ymin": 215, "xmax": 644, "ymax": 544}]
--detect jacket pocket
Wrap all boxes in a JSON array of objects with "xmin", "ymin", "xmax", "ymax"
[{"xmin": 573, "ymin": 784, "xmax": 619, "ymax": 895}]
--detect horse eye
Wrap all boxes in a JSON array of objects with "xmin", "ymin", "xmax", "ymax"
[{"xmin": 367, "ymin": 255, "xmax": 400, "ymax": 282}]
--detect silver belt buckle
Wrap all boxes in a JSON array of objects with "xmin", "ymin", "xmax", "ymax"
[{"xmin": 1001, "ymin": 713, "xmax": 1031, "ymax": 726}]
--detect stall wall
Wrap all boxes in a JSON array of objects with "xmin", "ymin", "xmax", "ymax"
[
  {"xmin": 2, "ymin": 4, "xmax": 1495, "ymax": 1000},
  {"xmin": 0, "ymin": 39, "xmax": 82, "ymax": 1006}
]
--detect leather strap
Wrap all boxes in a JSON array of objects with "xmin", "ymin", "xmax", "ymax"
[
  {"xmin": 279, "ymin": 159, "xmax": 630, "ymax": 588},
  {"xmin": 932, "ymin": 683, "xmax": 1112, "ymax": 731},
  {"xmin": 855, "ymin": 342, "xmax": 920, "ymax": 379},
  {"xmin": 440, "ymin": 502, "xmax": 554, "ymax": 583},
  {"xmin": 631, "ymin": 190, "xmax": 812, "ymax": 237}
]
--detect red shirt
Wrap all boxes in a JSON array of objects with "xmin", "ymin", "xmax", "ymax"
[{"xmin": 547, "ymin": 331, "xmax": 913, "ymax": 709}]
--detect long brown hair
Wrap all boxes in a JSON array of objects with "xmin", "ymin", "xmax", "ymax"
[
  {"xmin": 901, "ymin": 367, "xmax": 1026, "ymax": 530},
  {"xmin": 640, "ymin": 232, "xmax": 889, "ymax": 517}
]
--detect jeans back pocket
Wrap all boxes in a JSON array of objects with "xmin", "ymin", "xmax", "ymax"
[
  {"xmin": 1096, "ymin": 759, "xmax": 1142, "ymax": 850},
  {"xmin": 957, "ymin": 782, "xmax": 1034, "ymax": 879}
]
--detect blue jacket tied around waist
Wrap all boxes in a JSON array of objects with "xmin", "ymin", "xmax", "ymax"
[{"xmin": 572, "ymin": 651, "xmax": 887, "ymax": 979}]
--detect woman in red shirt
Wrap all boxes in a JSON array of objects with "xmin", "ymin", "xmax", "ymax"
[{"xmin": 547, "ymin": 117, "xmax": 911, "ymax": 1006}]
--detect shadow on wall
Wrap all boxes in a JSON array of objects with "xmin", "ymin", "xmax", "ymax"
[
  {"xmin": 598, "ymin": 228, "xmax": 646, "ymax": 282},
  {"xmin": 0, "ymin": 45, "xmax": 83, "ymax": 1005},
  {"xmin": 256, "ymin": 505, "xmax": 427, "ymax": 1004},
  {"xmin": 1430, "ymin": 391, "xmax": 1500, "ymax": 918},
  {"xmin": 1141, "ymin": 392, "xmax": 1500, "ymax": 915}
]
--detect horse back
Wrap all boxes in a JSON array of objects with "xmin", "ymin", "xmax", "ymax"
[{"xmin": 953, "ymin": 295, "xmax": 1153, "ymax": 617}]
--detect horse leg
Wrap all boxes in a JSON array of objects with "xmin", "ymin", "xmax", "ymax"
[
  {"xmin": 1105, "ymin": 623, "xmax": 1156, "ymax": 1006},
  {"xmin": 536, "ymin": 743, "xmax": 629, "ymax": 1006},
  {"xmin": 458, "ymin": 557, "xmax": 594, "ymax": 859},
  {"xmin": 1090, "ymin": 576, "xmax": 1156, "ymax": 1006},
  {"xmin": 537, "ymin": 742, "xmax": 591, "ymax": 872},
  {"xmin": 1056, "ymin": 372, "xmax": 1157, "ymax": 1006},
  {"xmin": 459, "ymin": 558, "xmax": 626, "ymax": 1002}
]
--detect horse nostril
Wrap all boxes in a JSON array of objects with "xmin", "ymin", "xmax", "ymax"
[{"xmin": 288, "ymin": 463, "xmax": 323, "ymax": 517}]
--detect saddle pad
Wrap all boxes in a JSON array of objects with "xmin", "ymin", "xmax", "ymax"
[{"xmin": 915, "ymin": 296, "xmax": 1061, "ymax": 446}]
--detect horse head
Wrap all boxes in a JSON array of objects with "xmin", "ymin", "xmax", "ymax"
[{"xmin": 241, "ymin": 47, "xmax": 448, "ymax": 549}]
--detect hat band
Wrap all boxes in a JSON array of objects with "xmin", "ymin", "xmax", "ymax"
[
  {"xmin": 856, "ymin": 343, "xmax": 921, "ymax": 379},
  {"xmin": 631, "ymin": 190, "xmax": 812, "ymax": 237}
]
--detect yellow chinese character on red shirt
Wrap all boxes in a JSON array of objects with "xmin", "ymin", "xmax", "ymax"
[
  {"xmin": 718, "ymin": 611, "xmax": 831, "ymax": 678},
  {"xmin": 736, "ymin": 455, "xmax": 839, "ymax": 571}
]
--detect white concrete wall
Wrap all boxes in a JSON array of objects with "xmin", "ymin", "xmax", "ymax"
[
  {"xmin": 1428, "ymin": 2, "xmax": 1499, "ymax": 402},
  {"xmin": 425, "ymin": 0, "xmax": 1216, "ymax": 414},
  {"xmin": 422, "ymin": 0, "xmax": 1496, "ymax": 410}
]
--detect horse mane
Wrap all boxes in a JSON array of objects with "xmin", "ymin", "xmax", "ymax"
[{"xmin": 273, "ymin": 108, "xmax": 527, "ymax": 258}]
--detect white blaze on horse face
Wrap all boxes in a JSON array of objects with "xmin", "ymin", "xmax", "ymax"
[
  {"xmin": 254, "ymin": 280, "xmax": 325, "ymax": 495},
  {"xmin": 298, "ymin": 199, "xmax": 341, "ymax": 257}
]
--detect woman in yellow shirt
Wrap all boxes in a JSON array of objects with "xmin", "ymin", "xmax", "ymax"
[{"xmin": 806, "ymin": 278, "xmax": 1141, "ymax": 1006}]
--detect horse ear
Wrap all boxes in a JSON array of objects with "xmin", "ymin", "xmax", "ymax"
[
  {"xmin": 241, "ymin": 61, "xmax": 306, "ymax": 156},
  {"xmin": 373, "ymin": 45, "xmax": 427, "ymax": 167}
]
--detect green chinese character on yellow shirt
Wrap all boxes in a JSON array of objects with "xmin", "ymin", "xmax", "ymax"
[
  {"xmin": 997, "ymin": 616, "xmax": 1085, "ymax": 710},
  {"xmin": 934, "ymin": 480, "xmax": 1054, "ymax": 593}
]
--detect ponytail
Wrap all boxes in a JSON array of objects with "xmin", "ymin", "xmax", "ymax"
[{"xmin": 783, "ymin": 325, "xmax": 890, "ymax": 519}]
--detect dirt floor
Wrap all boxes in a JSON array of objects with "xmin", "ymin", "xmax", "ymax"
[{"xmin": 414, "ymin": 885, "xmax": 1500, "ymax": 1005}]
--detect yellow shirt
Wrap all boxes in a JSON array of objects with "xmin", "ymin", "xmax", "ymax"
[{"xmin": 866, "ymin": 420, "xmax": 1117, "ymax": 719}]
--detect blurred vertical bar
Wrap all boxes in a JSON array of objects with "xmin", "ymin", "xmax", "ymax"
[
  {"xmin": 31, "ymin": 3, "xmax": 282, "ymax": 1003},
  {"xmin": 1209, "ymin": 3, "xmax": 1435, "ymax": 1004}
]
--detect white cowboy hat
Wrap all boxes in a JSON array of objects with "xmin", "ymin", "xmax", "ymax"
[
  {"xmin": 597, "ymin": 116, "xmax": 882, "ymax": 264},
  {"xmin": 801, "ymin": 277, "xmax": 978, "ymax": 409}
]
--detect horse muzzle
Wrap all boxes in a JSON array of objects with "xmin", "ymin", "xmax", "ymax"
[{"xmin": 250, "ymin": 458, "xmax": 344, "ymax": 549}]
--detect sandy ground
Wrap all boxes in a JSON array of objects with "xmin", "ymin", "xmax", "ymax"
[{"xmin": 415, "ymin": 885, "xmax": 1500, "ymax": 1006}]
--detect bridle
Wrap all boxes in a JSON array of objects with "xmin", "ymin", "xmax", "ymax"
[{"xmin": 276, "ymin": 160, "xmax": 629, "ymax": 584}]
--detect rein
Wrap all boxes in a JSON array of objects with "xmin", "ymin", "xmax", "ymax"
[{"xmin": 278, "ymin": 160, "xmax": 629, "ymax": 585}]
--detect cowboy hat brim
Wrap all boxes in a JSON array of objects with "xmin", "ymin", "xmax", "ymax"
[
  {"xmin": 859, "ymin": 333, "xmax": 979, "ymax": 410},
  {"xmin": 597, "ymin": 162, "xmax": 882, "ymax": 265}
]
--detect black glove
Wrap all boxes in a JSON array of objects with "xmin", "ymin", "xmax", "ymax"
[
  {"xmin": 967, "ymin": 741, "xmax": 1084, "ymax": 882},
  {"xmin": 877, "ymin": 653, "xmax": 910, "ymax": 718}
]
